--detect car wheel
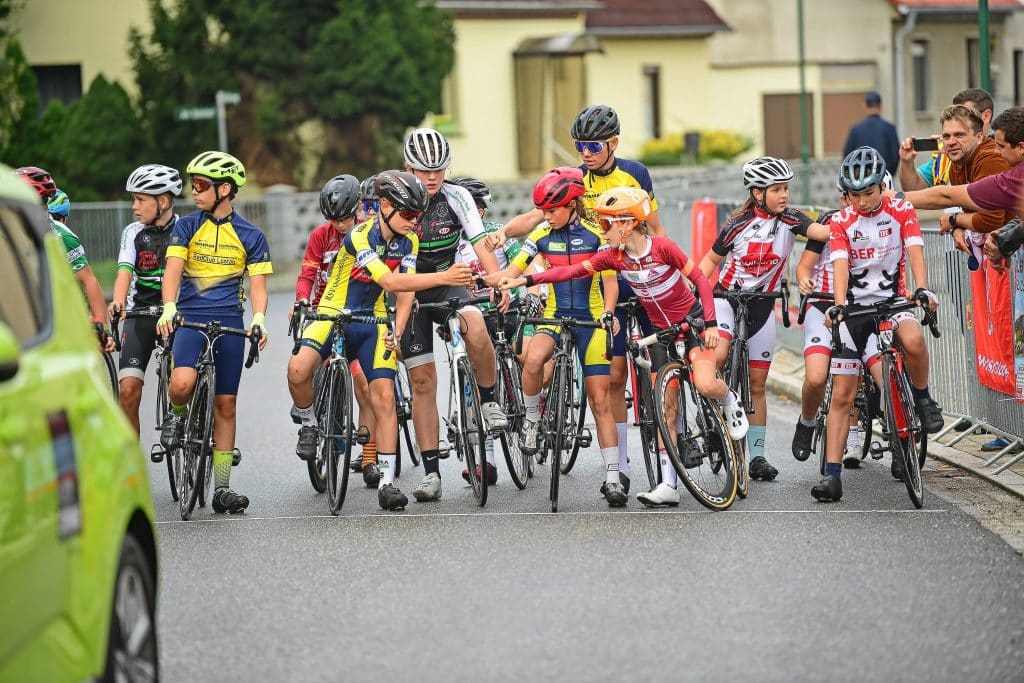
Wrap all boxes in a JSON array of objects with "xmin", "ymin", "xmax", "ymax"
[{"xmin": 102, "ymin": 534, "xmax": 158, "ymax": 683}]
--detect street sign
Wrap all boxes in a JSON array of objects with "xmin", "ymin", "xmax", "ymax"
[
  {"xmin": 175, "ymin": 106, "xmax": 216, "ymax": 122},
  {"xmin": 219, "ymin": 90, "xmax": 241, "ymax": 105}
]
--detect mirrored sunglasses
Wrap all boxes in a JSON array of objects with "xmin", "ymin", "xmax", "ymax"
[{"xmin": 574, "ymin": 140, "xmax": 607, "ymax": 154}]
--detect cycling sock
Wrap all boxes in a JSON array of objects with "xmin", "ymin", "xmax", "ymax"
[
  {"xmin": 378, "ymin": 452, "xmax": 396, "ymax": 487},
  {"xmin": 485, "ymin": 435, "xmax": 496, "ymax": 467},
  {"xmin": 825, "ymin": 462, "xmax": 842, "ymax": 478},
  {"xmin": 171, "ymin": 402, "xmax": 187, "ymax": 417},
  {"xmin": 362, "ymin": 439, "xmax": 377, "ymax": 467},
  {"xmin": 659, "ymin": 449, "xmax": 678, "ymax": 488},
  {"xmin": 478, "ymin": 383, "xmax": 495, "ymax": 403},
  {"xmin": 524, "ymin": 393, "xmax": 541, "ymax": 421},
  {"xmin": 422, "ymin": 449, "xmax": 440, "ymax": 476},
  {"xmin": 846, "ymin": 427, "xmax": 861, "ymax": 452},
  {"xmin": 799, "ymin": 415, "xmax": 816, "ymax": 428},
  {"xmin": 602, "ymin": 447, "xmax": 619, "ymax": 484},
  {"xmin": 293, "ymin": 402, "xmax": 316, "ymax": 427},
  {"xmin": 616, "ymin": 423, "xmax": 629, "ymax": 476},
  {"xmin": 213, "ymin": 449, "xmax": 233, "ymax": 488},
  {"xmin": 746, "ymin": 425, "xmax": 767, "ymax": 460},
  {"xmin": 911, "ymin": 385, "xmax": 931, "ymax": 401}
]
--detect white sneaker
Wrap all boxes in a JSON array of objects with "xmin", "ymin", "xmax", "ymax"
[
  {"xmin": 521, "ymin": 418, "xmax": 540, "ymax": 454},
  {"xmin": 843, "ymin": 428, "xmax": 863, "ymax": 468},
  {"xmin": 412, "ymin": 473, "xmax": 442, "ymax": 502},
  {"xmin": 637, "ymin": 482, "xmax": 680, "ymax": 508},
  {"xmin": 721, "ymin": 392, "xmax": 749, "ymax": 440},
  {"xmin": 481, "ymin": 401, "xmax": 509, "ymax": 431}
]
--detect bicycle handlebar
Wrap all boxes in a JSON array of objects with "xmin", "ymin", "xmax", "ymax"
[
  {"xmin": 288, "ymin": 300, "xmax": 309, "ymax": 342},
  {"xmin": 409, "ymin": 294, "xmax": 492, "ymax": 344},
  {"xmin": 523, "ymin": 315, "xmax": 614, "ymax": 360},
  {"xmin": 629, "ymin": 317, "xmax": 705, "ymax": 369},
  {"xmin": 716, "ymin": 279, "xmax": 791, "ymax": 328},
  {"xmin": 173, "ymin": 316, "xmax": 262, "ymax": 367},
  {"xmin": 826, "ymin": 293, "xmax": 940, "ymax": 339},
  {"xmin": 110, "ymin": 305, "xmax": 163, "ymax": 351},
  {"xmin": 796, "ymin": 291, "xmax": 834, "ymax": 325}
]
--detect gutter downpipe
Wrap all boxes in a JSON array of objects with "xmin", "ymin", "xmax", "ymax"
[{"xmin": 894, "ymin": 6, "xmax": 918, "ymax": 140}]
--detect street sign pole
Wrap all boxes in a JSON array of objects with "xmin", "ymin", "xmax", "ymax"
[{"xmin": 214, "ymin": 90, "xmax": 241, "ymax": 153}]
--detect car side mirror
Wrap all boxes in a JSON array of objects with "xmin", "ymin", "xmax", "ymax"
[{"xmin": 0, "ymin": 322, "xmax": 20, "ymax": 381}]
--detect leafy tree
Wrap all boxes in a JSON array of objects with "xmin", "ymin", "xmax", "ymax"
[
  {"xmin": 0, "ymin": 0, "xmax": 26, "ymax": 152},
  {"xmin": 130, "ymin": 0, "xmax": 454, "ymax": 187}
]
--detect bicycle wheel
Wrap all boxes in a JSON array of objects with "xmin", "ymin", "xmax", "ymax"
[
  {"xmin": 325, "ymin": 364, "xmax": 354, "ymax": 515},
  {"xmin": 636, "ymin": 364, "xmax": 661, "ymax": 491},
  {"xmin": 654, "ymin": 362, "xmax": 737, "ymax": 511},
  {"xmin": 307, "ymin": 366, "xmax": 328, "ymax": 493},
  {"xmin": 395, "ymin": 361, "xmax": 419, "ymax": 466},
  {"xmin": 103, "ymin": 351, "xmax": 119, "ymax": 399},
  {"xmin": 547, "ymin": 358, "xmax": 570, "ymax": 512},
  {"xmin": 154, "ymin": 353, "xmax": 178, "ymax": 501},
  {"xmin": 456, "ymin": 357, "xmax": 487, "ymax": 506},
  {"xmin": 815, "ymin": 375, "xmax": 832, "ymax": 476},
  {"xmin": 198, "ymin": 367, "xmax": 217, "ymax": 509},
  {"xmin": 496, "ymin": 352, "xmax": 529, "ymax": 490},
  {"xmin": 855, "ymin": 377, "xmax": 875, "ymax": 461},
  {"xmin": 734, "ymin": 435, "xmax": 749, "ymax": 499},
  {"xmin": 882, "ymin": 356, "xmax": 924, "ymax": 508},
  {"xmin": 561, "ymin": 353, "xmax": 587, "ymax": 475},
  {"xmin": 179, "ymin": 372, "xmax": 213, "ymax": 520}
]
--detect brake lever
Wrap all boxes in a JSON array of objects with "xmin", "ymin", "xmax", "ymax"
[
  {"xmin": 780, "ymin": 279, "xmax": 791, "ymax": 328},
  {"xmin": 245, "ymin": 327, "xmax": 262, "ymax": 368}
]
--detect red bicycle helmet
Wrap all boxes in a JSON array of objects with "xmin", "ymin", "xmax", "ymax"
[
  {"xmin": 15, "ymin": 166, "xmax": 57, "ymax": 199},
  {"xmin": 532, "ymin": 167, "xmax": 585, "ymax": 210}
]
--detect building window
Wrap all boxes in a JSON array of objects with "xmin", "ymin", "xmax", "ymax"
[
  {"xmin": 967, "ymin": 38, "xmax": 979, "ymax": 89},
  {"xmin": 1014, "ymin": 49, "xmax": 1022, "ymax": 105},
  {"xmin": 30, "ymin": 65, "xmax": 82, "ymax": 110},
  {"xmin": 435, "ymin": 60, "xmax": 460, "ymax": 136},
  {"xmin": 643, "ymin": 65, "xmax": 661, "ymax": 140},
  {"xmin": 911, "ymin": 40, "xmax": 929, "ymax": 113}
]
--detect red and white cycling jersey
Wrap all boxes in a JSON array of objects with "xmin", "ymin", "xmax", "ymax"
[
  {"xmin": 713, "ymin": 206, "xmax": 812, "ymax": 291},
  {"xmin": 296, "ymin": 223, "xmax": 343, "ymax": 307},
  {"xmin": 829, "ymin": 196, "xmax": 923, "ymax": 304},
  {"xmin": 804, "ymin": 209, "xmax": 841, "ymax": 294}
]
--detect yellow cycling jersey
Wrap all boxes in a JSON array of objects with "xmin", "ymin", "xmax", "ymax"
[{"xmin": 580, "ymin": 159, "xmax": 660, "ymax": 213}]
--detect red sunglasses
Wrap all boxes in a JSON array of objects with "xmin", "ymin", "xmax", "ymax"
[
  {"xmin": 191, "ymin": 177, "xmax": 216, "ymax": 193},
  {"xmin": 398, "ymin": 209, "xmax": 422, "ymax": 221}
]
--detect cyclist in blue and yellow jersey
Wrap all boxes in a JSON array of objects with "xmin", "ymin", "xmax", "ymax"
[
  {"xmin": 487, "ymin": 105, "xmax": 663, "ymax": 493},
  {"xmin": 15, "ymin": 166, "xmax": 114, "ymax": 352},
  {"xmin": 155, "ymin": 151, "xmax": 271, "ymax": 515},
  {"xmin": 400, "ymin": 128, "xmax": 509, "ymax": 504},
  {"xmin": 287, "ymin": 171, "xmax": 475, "ymax": 511},
  {"xmin": 487, "ymin": 167, "xmax": 626, "ymax": 507}
]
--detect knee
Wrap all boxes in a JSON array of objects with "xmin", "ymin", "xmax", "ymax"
[
  {"xmin": 693, "ymin": 375, "xmax": 719, "ymax": 397},
  {"xmin": 119, "ymin": 381, "xmax": 142, "ymax": 407},
  {"xmin": 287, "ymin": 358, "xmax": 312, "ymax": 386},
  {"xmin": 410, "ymin": 371, "xmax": 435, "ymax": 396},
  {"xmin": 214, "ymin": 398, "xmax": 236, "ymax": 420}
]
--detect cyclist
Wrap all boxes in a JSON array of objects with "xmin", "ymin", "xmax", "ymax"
[
  {"xmin": 47, "ymin": 188, "xmax": 71, "ymax": 223},
  {"xmin": 15, "ymin": 166, "xmax": 113, "ymax": 352},
  {"xmin": 357, "ymin": 174, "xmax": 378, "ymax": 222},
  {"xmin": 697, "ymin": 156, "xmax": 832, "ymax": 482},
  {"xmin": 156, "ymin": 151, "xmax": 272, "ymax": 515},
  {"xmin": 287, "ymin": 171, "xmax": 475, "ymax": 511},
  {"xmin": 488, "ymin": 167, "xmax": 626, "ymax": 507},
  {"xmin": 292, "ymin": 174, "xmax": 382, "ymax": 487},
  {"xmin": 792, "ymin": 171, "xmax": 893, "ymax": 466},
  {"xmin": 813, "ymin": 147, "xmax": 941, "ymax": 502},
  {"xmin": 400, "ymin": 127, "xmax": 509, "ymax": 503},
  {"xmin": 500, "ymin": 186, "xmax": 748, "ymax": 507},
  {"xmin": 108, "ymin": 164, "xmax": 183, "ymax": 436}
]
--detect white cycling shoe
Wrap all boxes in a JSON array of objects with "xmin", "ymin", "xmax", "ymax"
[
  {"xmin": 722, "ymin": 392, "xmax": 749, "ymax": 440},
  {"xmin": 637, "ymin": 482, "xmax": 680, "ymax": 508}
]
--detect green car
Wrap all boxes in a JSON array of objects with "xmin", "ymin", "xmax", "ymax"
[{"xmin": 0, "ymin": 166, "xmax": 159, "ymax": 681}]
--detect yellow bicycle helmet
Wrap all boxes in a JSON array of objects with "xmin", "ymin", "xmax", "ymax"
[{"xmin": 186, "ymin": 151, "xmax": 247, "ymax": 188}]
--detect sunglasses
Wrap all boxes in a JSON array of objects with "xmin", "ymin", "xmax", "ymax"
[
  {"xmin": 191, "ymin": 177, "xmax": 216, "ymax": 193},
  {"xmin": 574, "ymin": 140, "xmax": 607, "ymax": 154},
  {"xmin": 361, "ymin": 199, "xmax": 379, "ymax": 213},
  {"xmin": 398, "ymin": 209, "xmax": 422, "ymax": 221},
  {"xmin": 598, "ymin": 216, "xmax": 634, "ymax": 229}
]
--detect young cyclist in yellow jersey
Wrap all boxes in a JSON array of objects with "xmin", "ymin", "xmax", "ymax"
[{"xmin": 156, "ymin": 151, "xmax": 271, "ymax": 515}]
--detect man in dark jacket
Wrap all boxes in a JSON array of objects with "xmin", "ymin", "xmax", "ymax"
[{"xmin": 844, "ymin": 91, "xmax": 900, "ymax": 175}]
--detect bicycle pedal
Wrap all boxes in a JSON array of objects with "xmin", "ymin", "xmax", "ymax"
[
  {"xmin": 149, "ymin": 445, "xmax": 165, "ymax": 463},
  {"xmin": 355, "ymin": 425, "xmax": 371, "ymax": 445},
  {"xmin": 577, "ymin": 427, "xmax": 593, "ymax": 449},
  {"xmin": 870, "ymin": 442, "xmax": 885, "ymax": 460}
]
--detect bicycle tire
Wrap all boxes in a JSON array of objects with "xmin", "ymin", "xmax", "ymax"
[
  {"xmin": 456, "ymin": 357, "xmax": 487, "ymax": 506},
  {"xmin": 654, "ymin": 362, "xmax": 737, "ymax": 511},
  {"xmin": 198, "ymin": 366, "xmax": 216, "ymax": 509},
  {"xmin": 734, "ymin": 436, "xmax": 749, "ymax": 499},
  {"xmin": 560, "ymin": 354, "xmax": 587, "ymax": 475},
  {"xmin": 636, "ymin": 365, "xmax": 660, "ymax": 490},
  {"xmin": 496, "ymin": 352, "xmax": 529, "ymax": 490},
  {"xmin": 154, "ymin": 352, "xmax": 177, "ymax": 501},
  {"xmin": 395, "ymin": 361, "xmax": 420, "ymax": 466},
  {"xmin": 815, "ymin": 375, "xmax": 832, "ymax": 476},
  {"xmin": 307, "ymin": 367, "xmax": 328, "ymax": 493},
  {"xmin": 548, "ymin": 357, "xmax": 570, "ymax": 512},
  {"xmin": 884, "ymin": 357, "xmax": 924, "ymax": 508},
  {"xmin": 103, "ymin": 351, "xmax": 119, "ymax": 399},
  {"xmin": 325, "ymin": 364, "xmax": 354, "ymax": 515},
  {"xmin": 179, "ymin": 372, "xmax": 212, "ymax": 520}
]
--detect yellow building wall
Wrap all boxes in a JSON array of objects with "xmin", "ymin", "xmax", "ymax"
[{"xmin": 15, "ymin": 0, "xmax": 147, "ymax": 92}]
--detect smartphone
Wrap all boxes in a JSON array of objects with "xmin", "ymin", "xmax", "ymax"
[{"xmin": 912, "ymin": 137, "xmax": 941, "ymax": 152}]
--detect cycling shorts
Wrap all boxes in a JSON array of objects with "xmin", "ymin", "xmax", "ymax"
[
  {"xmin": 171, "ymin": 312, "xmax": 245, "ymax": 396},
  {"xmin": 400, "ymin": 285, "xmax": 481, "ymax": 368},
  {"xmin": 714, "ymin": 297, "xmax": 776, "ymax": 369},
  {"xmin": 831, "ymin": 310, "xmax": 917, "ymax": 376},
  {"xmin": 301, "ymin": 321, "xmax": 395, "ymax": 382},
  {"xmin": 118, "ymin": 316, "xmax": 160, "ymax": 381},
  {"xmin": 802, "ymin": 302, "xmax": 832, "ymax": 358},
  {"xmin": 613, "ymin": 301, "xmax": 654, "ymax": 358},
  {"xmin": 537, "ymin": 308, "xmax": 610, "ymax": 377}
]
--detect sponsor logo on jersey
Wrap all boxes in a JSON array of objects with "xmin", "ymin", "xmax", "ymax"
[
  {"xmin": 851, "ymin": 229, "xmax": 868, "ymax": 242},
  {"xmin": 356, "ymin": 249, "xmax": 377, "ymax": 268},
  {"xmin": 66, "ymin": 246, "xmax": 85, "ymax": 262},
  {"xmin": 401, "ymin": 254, "xmax": 417, "ymax": 270},
  {"xmin": 739, "ymin": 253, "xmax": 781, "ymax": 276},
  {"xmin": 879, "ymin": 228, "xmax": 892, "ymax": 237},
  {"xmin": 547, "ymin": 242, "xmax": 566, "ymax": 252},
  {"xmin": 571, "ymin": 238, "xmax": 584, "ymax": 246}
]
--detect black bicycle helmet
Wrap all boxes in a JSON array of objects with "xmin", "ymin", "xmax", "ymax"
[
  {"xmin": 319, "ymin": 174, "xmax": 360, "ymax": 220},
  {"xmin": 449, "ymin": 176, "xmax": 491, "ymax": 210},
  {"xmin": 374, "ymin": 170, "xmax": 429, "ymax": 212},
  {"xmin": 571, "ymin": 104, "xmax": 620, "ymax": 140},
  {"xmin": 359, "ymin": 175, "xmax": 378, "ymax": 201},
  {"xmin": 838, "ymin": 146, "xmax": 886, "ymax": 192}
]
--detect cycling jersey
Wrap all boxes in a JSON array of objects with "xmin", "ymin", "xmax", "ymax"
[
  {"xmin": 455, "ymin": 221, "xmax": 522, "ymax": 300},
  {"xmin": 804, "ymin": 208, "xmax": 840, "ymax": 294},
  {"xmin": 512, "ymin": 218, "xmax": 611, "ymax": 318},
  {"xmin": 413, "ymin": 182, "xmax": 487, "ymax": 273},
  {"xmin": 829, "ymin": 196, "xmax": 923, "ymax": 305},
  {"xmin": 296, "ymin": 222, "xmax": 345, "ymax": 307},
  {"xmin": 531, "ymin": 236, "xmax": 716, "ymax": 330},
  {"xmin": 713, "ymin": 206, "xmax": 813, "ymax": 291},
  {"xmin": 50, "ymin": 218, "xmax": 88, "ymax": 272},
  {"xmin": 167, "ymin": 210, "xmax": 273, "ymax": 315},
  {"xmin": 117, "ymin": 216, "xmax": 177, "ymax": 309},
  {"xmin": 580, "ymin": 159, "xmax": 659, "ymax": 213}
]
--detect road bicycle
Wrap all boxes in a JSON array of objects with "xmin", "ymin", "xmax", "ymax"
[
  {"xmin": 169, "ymin": 317, "xmax": 260, "ymax": 520},
  {"xmin": 94, "ymin": 322, "xmax": 119, "ymax": 398},
  {"xmin": 634, "ymin": 319, "xmax": 738, "ymax": 511},
  {"xmin": 716, "ymin": 282, "xmax": 790, "ymax": 498},
  {"xmin": 828, "ymin": 294, "xmax": 939, "ymax": 508},
  {"xmin": 619, "ymin": 298, "xmax": 660, "ymax": 490},
  {"xmin": 521, "ymin": 314, "xmax": 610, "ymax": 513},
  {"xmin": 410, "ymin": 293, "xmax": 494, "ymax": 506}
]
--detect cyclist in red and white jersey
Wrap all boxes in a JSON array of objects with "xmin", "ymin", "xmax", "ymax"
[
  {"xmin": 697, "ymin": 157, "xmax": 831, "ymax": 483},
  {"xmin": 813, "ymin": 147, "xmax": 941, "ymax": 503}
]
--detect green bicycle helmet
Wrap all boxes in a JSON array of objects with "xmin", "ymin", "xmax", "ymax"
[{"xmin": 186, "ymin": 151, "xmax": 247, "ymax": 188}]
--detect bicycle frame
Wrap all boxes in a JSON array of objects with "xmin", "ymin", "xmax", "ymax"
[{"xmin": 717, "ymin": 282, "xmax": 790, "ymax": 414}]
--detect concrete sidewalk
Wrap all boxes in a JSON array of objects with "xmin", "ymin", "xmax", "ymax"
[{"xmin": 766, "ymin": 346, "xmax": 1024, "ymax": 500}]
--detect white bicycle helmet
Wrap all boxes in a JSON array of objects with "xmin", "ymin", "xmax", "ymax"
[
  {"xmin": 126, "ymin": 164, "xmax": 183, "ymax": 196},
  {"xmin": 742, "ymin": 156, "xmax": 795, "ymax": 190},
  {"xmin": 404, "ymin": 127, "xmax": 451, "ymax": 171}
]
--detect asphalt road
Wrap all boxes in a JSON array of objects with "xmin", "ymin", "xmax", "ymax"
[{"xmin": 142, "ymin": 293, "xmax": 1024, "ymax": 682}]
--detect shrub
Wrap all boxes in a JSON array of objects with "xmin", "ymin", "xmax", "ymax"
[{"xmin": 639, "ymin": 129, "xmax": 753, "ymax": 166}]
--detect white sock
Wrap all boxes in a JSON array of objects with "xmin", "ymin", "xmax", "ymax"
[
  {"xmin": 659, "ymin": 449, "xmax": 677, "ymax": 488},
  {"xmin": 293, "ymin": 403, "xmax": 316, "ymax": 427},
  {"xmin": 602, "ymin": 446, "xmax": 619, "ymax": 484},
  {"xmin": 378, "ymin": 452, "xmax": 396, "ymax": 487},
  {"xmin": 799, "ymin": 414, "xmax": 816, "ymax": 427},
  {"xmin": 485, "ymin": 435, "xmax": 496, "ymax": 467},
  {"xmin": 846, "ymin": 426, "xmax": 861, "ymax": 452},
  {"xmin": 616, "ymin": 422, "xmax": 629, "ymax": 476},
  {"xmin": 524, "ymin": 393, "xmax": 541, "ymax": 421}
]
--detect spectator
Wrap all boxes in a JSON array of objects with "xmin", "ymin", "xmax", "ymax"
[
  {"xmin": 844, "ymin": 91, "xmax": 900, "ymax": 175},
  {"xmin": 953, "ymin": 88, "xmax": 995, "ymax": 134}
]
